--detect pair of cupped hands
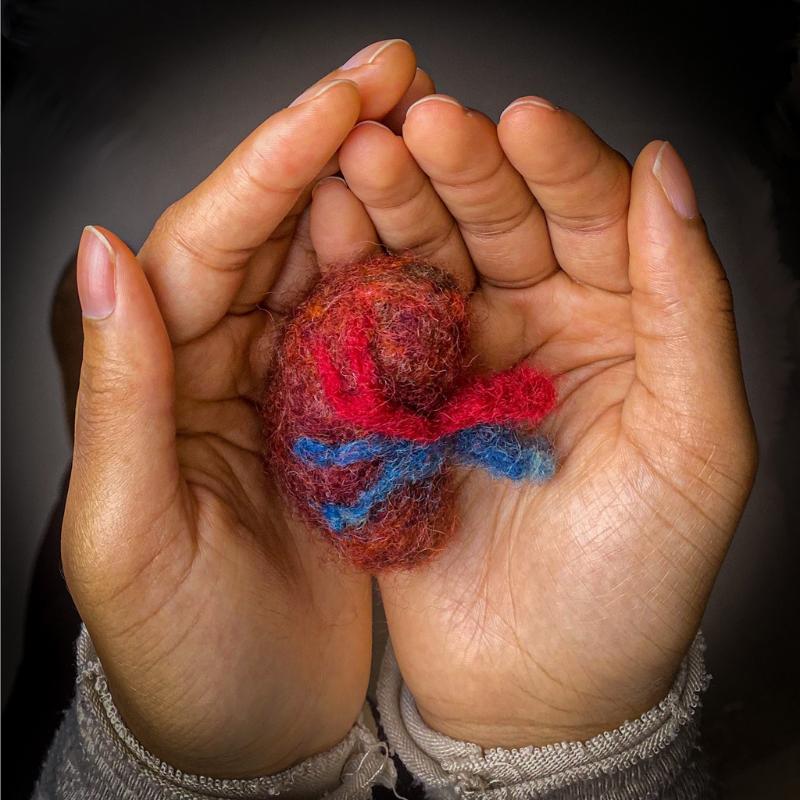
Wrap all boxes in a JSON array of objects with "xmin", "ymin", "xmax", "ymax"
[{"xmin": 65, "ymin": 39, "xmax": 757, "ymax": 778}]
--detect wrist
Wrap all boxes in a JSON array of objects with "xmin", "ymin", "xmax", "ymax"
[
  {"xmin": 80, "ymin": 625, "xmax": 374, "ymax": 781},
  {"xmin": 95, "ymin": 641, "xmax": 367, "ymax": 779},
  {"xmin": 414, "ymin": 702, "xmax": 667, "ymax": 751},
  {"xmin": 68, "ymin": 626, "xmax": 395, "ymax": 799},
  {"xmin": 402, "ymin": 659, "xmax": 683, "ymax": 751},
  {"xmin": 377, "ymin": 635, "xmax": 713, "ymax": 799},
  {"xmin": 106, "ymin": 675, "xmax": 341, "ymax": 779}
]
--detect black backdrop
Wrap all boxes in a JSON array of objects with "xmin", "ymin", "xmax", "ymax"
[{"xmin": 3, "ymin": 1, "xmax": 799, "ymax": 797}]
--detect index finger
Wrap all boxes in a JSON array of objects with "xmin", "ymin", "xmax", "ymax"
[{"xmin": 138, "ymin": 40, "xmax": 418, "ymax": 345}]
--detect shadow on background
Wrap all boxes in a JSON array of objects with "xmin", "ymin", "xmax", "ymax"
[{"xmin": 3, "ymin": 0, "xmax": 799, "ymax": 797}]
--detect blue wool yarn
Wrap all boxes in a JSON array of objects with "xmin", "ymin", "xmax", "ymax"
[
  {"xmin": 450, "ymin": 425, "xmax": 556, "ymax": 482},
  {"xmin": 317, "ymin": 443, "xmax": 446, "ymax": 532},
  {"xmin": 293, "ymin": 424, "xmax": 556, "ymax": 533}
]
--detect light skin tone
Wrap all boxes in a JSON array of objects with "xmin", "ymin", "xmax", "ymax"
[
  {"xmin": 314, "ymin": 94, "xmax": 758, "ymax": 747},
  {"xmin": 65, "ymin": 40, "xmax": 430, "ymax": 778},
  {"xmin": 64, "ymin": 39, "xmax": 757, "ymax": 775}
]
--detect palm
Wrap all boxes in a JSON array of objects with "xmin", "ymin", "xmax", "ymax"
[
  {"xmin": 313, "ymin": 98, "xmax": 755, "ymax": 746},
  {"xmin": 379, "ymin": 271, "xmax": 661, "ymax": 736},
  {"xmin": 69, "ymin": 225, "xmax": 373, "ymax": 778},
  {"xmin": 379, "ymin": 230, "xmax": 753, "ymax": 747},
  {"xmin": 171, "ymin": 302, "xmax": 372, "ymax": 765}
]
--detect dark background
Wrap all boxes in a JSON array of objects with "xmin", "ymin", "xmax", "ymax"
[{"xmin": 3, "ymin": 0, "xmax": 800, "ymax": 796}]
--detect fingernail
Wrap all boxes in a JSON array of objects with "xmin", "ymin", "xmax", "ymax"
[
  {"xmin": 312, "ymin": 176, "xmax": 348, "ymax": 197},
  {"xmin": 289, "ymin": 78, "xmax": 358, "ymax": 108},
  {"xmin": 500, "ymin": 97, "xmax": 557, "ymax": 118},
  {"xmin": 78, "ymin": 226, "xmax": 117, "ymax": 320},
  {"xmin": 406, "ymin": 94, "xmax": 464, "ymax": 115},
  {"xmin": 340, "ymin": 39, "xmax": 409, "ymax": 70},
  {"xmin": 353, "ymin": 119, "xmax": 392, "ymax": 132},
  {"xmin": 653, "ymin": 141, "xmax": 699, "ymax": 220}
]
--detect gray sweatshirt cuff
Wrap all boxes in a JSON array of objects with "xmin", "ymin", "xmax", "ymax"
[
  {"xmin": 376, "ymin": 632, "xmax": 716, "ymax": 799},
  {"xmin": 33, "ymin": 625, "xmax": 396, "ymax": 800}
]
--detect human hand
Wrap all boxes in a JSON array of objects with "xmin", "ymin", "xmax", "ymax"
[
  {"xmin": 61, "ymin": 40, "xmax": 434, "ymax": 778},
  {"xmin": 309, "ymin": 94, "xmax": 758, "ymax": 747}
]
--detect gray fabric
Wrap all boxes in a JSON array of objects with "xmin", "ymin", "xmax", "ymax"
[
  {"xmin": 376, "ymin": 633, "xmax": 716, "ymax": 799},
  {"xmin": 34, "ymin": 626, "xmax": 717, "ymax": 799},
  {"xmin": 32, "ymin": 625, "xmax": 396, "ymax": 800}
]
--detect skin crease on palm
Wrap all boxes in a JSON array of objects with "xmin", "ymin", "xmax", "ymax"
[
  {"xmin": 313, "ymin": 94, "xmax": 758, "ymax": 746},
  {"xmin": 62, "ymin": 37, "xmax": 758, "ymax": 780}
]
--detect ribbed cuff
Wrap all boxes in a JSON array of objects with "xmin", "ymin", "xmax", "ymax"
[
  {"xmin": 376, "ymin": 632, "xmax": 716, "ymax": 799},
  {"xmin": 34, "ymin": 625, "xmax": 396, "ymax": 800}
]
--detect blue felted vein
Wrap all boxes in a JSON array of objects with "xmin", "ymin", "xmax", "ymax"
[{"xmin": 293, "ymin": 424, "xmax": 556, "ymax": 533}]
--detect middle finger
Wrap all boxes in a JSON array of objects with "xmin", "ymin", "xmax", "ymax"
[
  {"xmin": 339, "ymin": 120, "xmax": 476, "ymax": 292},
  {"xmin": 402, "ymin": 95, "xmax": 558, "ymax": 289}
]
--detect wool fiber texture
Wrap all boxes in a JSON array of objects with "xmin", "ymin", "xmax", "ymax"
[{"xmin": 262, "ymin": 255, "xmax": 558, "ymax": 571}]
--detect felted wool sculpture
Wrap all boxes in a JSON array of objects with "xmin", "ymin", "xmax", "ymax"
[{"xmin": 262, "ymin": 255, "xmax": 558, "ymax": 572}]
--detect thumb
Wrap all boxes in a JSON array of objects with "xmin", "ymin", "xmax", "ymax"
[
  {"xmin": 627, "ymin": 141, "xmax": 754, "ymax": 439},
  {"xmin": 64, "ymin": 226, "xmax": 183, "ymax": 606}
]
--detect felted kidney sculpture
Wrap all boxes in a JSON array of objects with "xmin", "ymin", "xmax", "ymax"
[{"xmin": 262, "ymin": 254, "xmax": 558, "ymax": 572}]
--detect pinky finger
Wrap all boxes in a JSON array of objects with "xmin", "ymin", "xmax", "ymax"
[{"xmin": 310, "ymin": 177, "xmax": 381, "ymax": 267}]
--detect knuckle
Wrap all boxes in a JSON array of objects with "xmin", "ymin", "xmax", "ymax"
[
  {"xmin": 145, "ymin": 194, "xmax": 249, "ymax": 274},
  {"xmin": 460, "ymin": 203, "xmax": 536, "ymax": 242},
  {"xmin": 76, "ymin": 373, "xmax": 143, "ymax": 439},
  {"xmin": 548, "ymin": 201, "xmax": 628, "ymax": 237},
  {"xmin": 80, "ymin": 350, "xmax": 138, "ymax": 396},
  {"xmin": 712, "ymin": 274, "xmax": 735, "ymax": 316},
  {"xmin": 232, "ymin": 147, "xmax": 299, "ymax": 199}
]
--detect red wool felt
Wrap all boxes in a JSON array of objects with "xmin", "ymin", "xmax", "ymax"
[{"xmin": 262, "ymin": 254, "xmax": 557, "ymax": 572}]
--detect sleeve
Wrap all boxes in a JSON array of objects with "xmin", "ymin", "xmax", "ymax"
[
  {"xmin": 375, "ymin": 632, "xmax": 717, "ymax": 799},
  {"xmin": 33, "ymin": 626, "xmax": 397, "ymax": 800}
]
